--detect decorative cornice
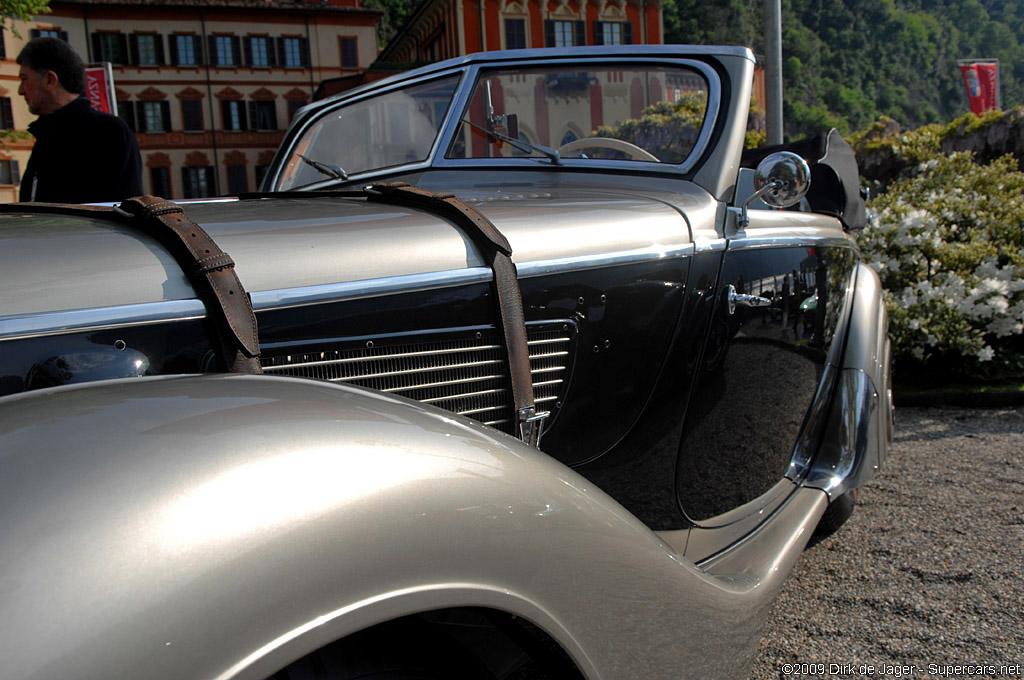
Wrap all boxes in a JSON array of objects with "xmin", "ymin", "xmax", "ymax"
[
  {"xmin": 184, "ymin": 150, "xmax": 211, "ymax": 166},
  {"xmin": 145, "ymin": 151, "xmax": 172, "ymax": 166},
  {"xmin": 250, "ymin": 87, "xmax": 276, "ymax": 101},
  {"xmin": 215, "ymin": 86, "xmax": 244, "ymax": 100},
  {"xmin": 175, "ymin": 86, "xmax": 205, "ymax": 100},
  {"xmin": 137, "ymin": 86, "xmax": 168, "ymax": 101}
]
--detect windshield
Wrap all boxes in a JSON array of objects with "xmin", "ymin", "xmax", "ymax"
[
  {"xmin": 276, "ymin": 75, "xmax": 461, "ymax": 190},
  {"xmin": 449, "ymin": 65, "xmax": 709, "ymax": 164}
]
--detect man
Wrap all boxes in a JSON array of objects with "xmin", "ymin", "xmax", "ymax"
[{"xmin": 17, "ymin": 37, "xmax": 142, "ymax": 203}]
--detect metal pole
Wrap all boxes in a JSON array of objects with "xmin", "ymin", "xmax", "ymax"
[{"xmin": 764, "ymin": 0, "xmax": 783, "ymax": 144}]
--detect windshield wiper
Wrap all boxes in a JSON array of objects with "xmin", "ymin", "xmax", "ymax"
[
  {"xmin": 460, "ymin": 118, "xmax": 561, "ymax": 165},
  {"xmin": 298, "ymin": 154, "xmax": 349, "ymax": 181}
]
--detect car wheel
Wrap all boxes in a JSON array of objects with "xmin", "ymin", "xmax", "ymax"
[{"xmin": 270, "ymin": 618, "xmax": 497, "ymax": 680}]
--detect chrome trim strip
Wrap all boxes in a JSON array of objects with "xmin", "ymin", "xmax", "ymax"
[
  {"xmin": 726, "ymin": 235, "xmax": 854, "ymax": 251},
  {"xmin": 251, "ymin": 268, "xmax": 494, "ymax": 311},
  {"xmin": 0, "ymin": 300, "xmax": 206, "ymax": 342},
  {"xmin": 1, "ymin": 244, "xmax": 691, "ymax": 340},
  {"xmin": 693, "ymin": 239, "xmax": 727, "ymax": 253},
  {"xmin": 515, "ymin": 243, "xmax": 694, "ymax": 279}
]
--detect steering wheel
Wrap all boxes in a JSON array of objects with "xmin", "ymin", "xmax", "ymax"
[{"xmin": 557, "ymin": 137, "xmax": 660, "ymax": 162}]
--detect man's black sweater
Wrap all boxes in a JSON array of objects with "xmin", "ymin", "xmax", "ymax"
[{"xmin": 20, "ymin": 97, "xmax": 142, "ymax": 204}]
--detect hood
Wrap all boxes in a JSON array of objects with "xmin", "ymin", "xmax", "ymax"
[{"xmin": 0, "ymin": 185, "xmax": 711, "ymax": 318}]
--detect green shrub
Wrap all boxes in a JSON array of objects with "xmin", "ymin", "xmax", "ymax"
[
  {"xmin": 856, "ymin": 152, "xmax": 1024, "ymax": 381},
  {"xmin": 593, "ymin": 94, "xmax": 707, "ymax": 163}
]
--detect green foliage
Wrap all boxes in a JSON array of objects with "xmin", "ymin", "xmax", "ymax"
[
  {"xmin": 363, "ymin": 0, "xmax": 420, "ymax": 46},
  {"xmin": 657, "ymin": 0, "xmax": 1024, "ymax": 139},
  {"xmin": 0, "ymin": 0, "xmax": 49, "ymax": 36},
  {"xmin": 856, "ymin": 152, "xmax": 1024, "ymax": 380},
  {"xmin": 593, "ymin": 94, "xmax": 708, "ymax": 163}
]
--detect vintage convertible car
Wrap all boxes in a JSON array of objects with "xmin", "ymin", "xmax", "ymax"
[{"xmin": 0, "ymin": 46, "xmax": 892, "ymax": 679}]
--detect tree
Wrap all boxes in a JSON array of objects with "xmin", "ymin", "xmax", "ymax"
[{"xmin": 2, "ymin": 0, "xmax": 50, "ymax": 36}]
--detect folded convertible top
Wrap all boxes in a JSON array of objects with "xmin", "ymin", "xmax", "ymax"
[{"xmin": 741, "ymin": 128, "xmax": 867, "ymax": 230}]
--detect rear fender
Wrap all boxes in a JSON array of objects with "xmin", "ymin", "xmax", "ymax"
[
  {"xmin": 1, "ymin": 374, "xmax": 819, "ymax": 680},
  {"xmin": 804, "ymin": 263, "xmax": 893, "ymax": 499}
]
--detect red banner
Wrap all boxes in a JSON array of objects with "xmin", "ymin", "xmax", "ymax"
[
  {"xmin": 960, "ymin": 62, "xmax": 998, "ymax": 115},
  {"xmin": 84, "ymin": 65, "xmax": 114, "ymax": 115}
]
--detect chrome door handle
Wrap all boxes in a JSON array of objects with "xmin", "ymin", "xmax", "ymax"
[{"xmin": 727, "ymin": 284, "xmax": 771, "ymax": 315}]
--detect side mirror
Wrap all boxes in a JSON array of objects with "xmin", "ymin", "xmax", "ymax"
[
  {"xmin": 753, "ymin": 151, "xmax": 811, "ymax": 208},
  {"xmin": 736, "ymin": 151, "xmax": 811, "ymax": 228}
]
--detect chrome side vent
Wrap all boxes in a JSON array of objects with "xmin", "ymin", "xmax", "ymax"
[{"xmin": 261, "ymin": 323, "xmax": 575, "ymax": 434}]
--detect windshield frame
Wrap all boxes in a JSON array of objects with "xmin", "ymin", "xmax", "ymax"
[
  {"xmin": 435, "ymin": 57, "xmax": 721, "ymax": 175},
  {"xmin": 272, "ymin": 71, "xmax": 467, "ymax": 191},
  {"xmin": 266, "ymin": 51, "xmax": 725, "ymax": 191}
]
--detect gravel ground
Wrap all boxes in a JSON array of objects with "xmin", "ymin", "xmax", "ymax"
[{"xmin": 751, "ymin": 406, "xmax": 1024, "ymax": 680}]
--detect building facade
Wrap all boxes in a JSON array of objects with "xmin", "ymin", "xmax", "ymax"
[
  {"xmin": 377, "ymin": 0, "xmax": 664, "ymax": 66},
  {"xmin": 0, "ymin": 0, "xmax": 381, "ymax": 202}
]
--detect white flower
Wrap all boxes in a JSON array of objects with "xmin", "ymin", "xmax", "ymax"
[
  {"xmin": 912, "ymin": 346, "xmax": 925, "ymax": 359},
  {"xmin": 977, "ymin": 346, "xmax": 995, "ymax": 362},
  {"xmin": 987, "ymin": 317, "xmax": 1023, "ymax": 337}
]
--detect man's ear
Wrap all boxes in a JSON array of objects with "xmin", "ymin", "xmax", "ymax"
[{"xmin": 43, "ymin": 70, "xmax": 60, "ymax": 91}]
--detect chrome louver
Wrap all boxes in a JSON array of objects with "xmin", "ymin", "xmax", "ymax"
[{"xmin": 260, "ymin": 322, "xmax": 575, "ymax": 433}]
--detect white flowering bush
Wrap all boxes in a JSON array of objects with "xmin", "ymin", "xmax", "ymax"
[{"xmin": 856, "ymin": 152, "xmax": 1024, "ymax": 380}]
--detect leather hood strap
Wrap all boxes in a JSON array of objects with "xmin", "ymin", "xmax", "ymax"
[
  {"xmin": 117, "ymin": 196, "xmax": 262, "ymax": 374},
  {"xmin": 4, "ymin": 197, "xmax": 263, "ymax": 375},
  {"xmin": 365, "ymin": 182, "xmax": 546, "ymax": 447}
]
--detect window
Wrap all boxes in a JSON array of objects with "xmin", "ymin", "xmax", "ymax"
[
  {"xmin": 452, "ymin": 65, "xmax": 708, "ymax": 164},
  {"xmin": 544, "ymin": 20, "xmax": 583, "ymax": 47},
  {"xmin": 118, "ymin": 100, "xmax": 135, "ymax": 131},
  {"xmin": 594, "ymin": 21, "xmax": 632, "ymax": 45},
  {"xmin": 150, "ymin": 166, "xmax": 171, "ymax": 197},
  {"xmin": 0, "ymin": 29, "xmax": 5, "ymax": 60},
  {"xmin": 254, "ymin": 164, "xmax": 270, "ymax": 188},
  {"xmin": 504, "ymin": 19, "xmax": 526, "ymax": 49},
  {"xmin": 171, "ymin": 35, "xmax": 202, "ymax": 66},
  {"xmin": 287, "ymin": 98, "xmax": 307, "ymax": 122},
  {"xmin": 0, "ymin": 97, "xmax": 13, "ymax": 130},
  {"xmin": 0, "ymin": 159, "xmax": 19, "ymax": 185},
  {"xmin": 137, "ymin": 101, "xmax": 171, "ymax": 133},
  {"xmin": 92, "ymin": 33, "xmax": 128, "ymax": 64},
  {"xmin": 339, "ymin": 37, "xmax": 358, "ymax": 68},
  {"xmin": 279, "ymin": 37, "xmax": 309, "ymax": 68},
  {"xmin": 278, "ymin": 75, "xmax": 459, "ymax": 191},
  {"xmin": 249, "ymin": 100, "xmax": 277, "ymax": 131},
  {"xmin": 182, "ymin": 166, "xmax": 215, "ymax": 198},
  {"xmin": 210, "ymin": 35, "xmax": 241, "ymax": 67},
  {"xmin": 31, "ymin": 28, "xmax": 69, "ymax": 42},
  {"xmin": 130, "ymin": 34, "xmax": 164, "ymax": 66},
  {"xmin": 181, "ymin": 100, "xmax": 203, "ymax": 131},
  {"xmin": 245, "ymin": 36, "xmax": 275, "ymax": 67},
  {"xmin": 227, "ymin": 164, "xmax": 248, "ymax": 194},
  {"xmin": 221, "ymin": 100, "xmax": 247, "ymax": 131}
]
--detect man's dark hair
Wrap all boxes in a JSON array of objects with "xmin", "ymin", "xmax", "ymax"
[{"xmin": 17, "ymin": 37, "xmax": 86, "ymax": 95}]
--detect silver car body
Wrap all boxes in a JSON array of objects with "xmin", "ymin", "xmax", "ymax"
[{"xmin": 0, "ymin": 45, "xmax": 891, "ymax": 679}]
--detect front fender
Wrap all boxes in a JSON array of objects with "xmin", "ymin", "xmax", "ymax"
[{"xmin": 1, "ymin": 374, "xmax": 817, "ymax": 680}]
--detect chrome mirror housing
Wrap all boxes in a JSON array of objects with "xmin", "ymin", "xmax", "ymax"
[
  {"xmin": 753, "ymin": 151, "xmax": 811, "ymax": 208},
  {"xmin": 734, "ymin": 151, "xmax": 811, "ymax": 228}
]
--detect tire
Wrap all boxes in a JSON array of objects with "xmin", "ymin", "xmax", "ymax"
[{"xmin": 270, "ymin": 618, "xmax": 497, "ymax": 680}]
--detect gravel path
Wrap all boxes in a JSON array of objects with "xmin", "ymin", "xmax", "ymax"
[{"xmin": 752, "ymin": 406, "xmax": 1024, "ymax": 680}]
